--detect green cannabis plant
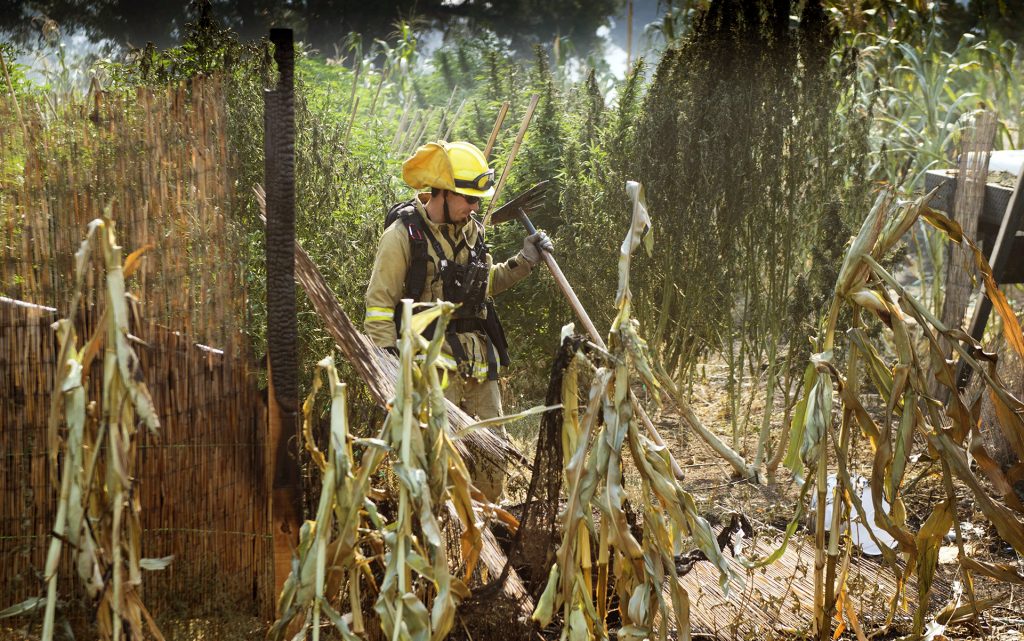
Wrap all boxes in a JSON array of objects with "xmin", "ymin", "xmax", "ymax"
[{"xmin": 631, "ymin": 0, "xmax": 853, "ymax": 477}]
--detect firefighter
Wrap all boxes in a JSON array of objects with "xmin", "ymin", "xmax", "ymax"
[{"xmin": 364, "ymin": 140, "xmax": 552, "ymax": 502}]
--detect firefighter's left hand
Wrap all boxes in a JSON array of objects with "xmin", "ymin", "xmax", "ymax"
[{"xmin": 522, "ymin": 231, "xmax": 553, "ymax": 265}]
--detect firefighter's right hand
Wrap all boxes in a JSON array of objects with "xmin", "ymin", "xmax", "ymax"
[{"xmin": 522, "ymin": 231, "xmax": 553, "ymax": 265}]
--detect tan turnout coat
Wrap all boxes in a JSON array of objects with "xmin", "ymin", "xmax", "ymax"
[{"xmin": 364, "ymin": 194, "xmax": 533, "ymax": 380}]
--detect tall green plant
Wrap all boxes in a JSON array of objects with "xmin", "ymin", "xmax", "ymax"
[{"xmin": 630, "ymin": 0, "xmax": 852, "ymax": 477}]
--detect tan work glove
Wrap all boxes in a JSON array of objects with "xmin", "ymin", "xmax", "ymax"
[{"xmin": 522, "ymin": 231, "xmax": 554, "ymax": 265}]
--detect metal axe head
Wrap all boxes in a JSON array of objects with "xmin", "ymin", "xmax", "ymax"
[{"xmin": 488, "ymin": 180, "xmax": 550, "ymax": 226}]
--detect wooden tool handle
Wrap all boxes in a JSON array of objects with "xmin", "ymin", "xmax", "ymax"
[
  {"xmin": 519, "ymin": 209, "xmax": 685, "ymax": 479},
  {"xmin": 518, "ymin": 208, "xmax": 604, "ymax": 344},
  {"xmin": 541, "ymin": 251, "xmax": 605, "ymax": 349}
]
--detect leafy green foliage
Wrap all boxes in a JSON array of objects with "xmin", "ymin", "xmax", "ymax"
[
  {"xmin": 625, "ymin": 0, "xmax": 861, "ymax": 460},
  {"xmin": 7, "ymin": 0, "xmax": 1023, "ymax": 491},
  {"xmin": 834, "ymin": 3, "xmax": 1022, "ymax": 189}
]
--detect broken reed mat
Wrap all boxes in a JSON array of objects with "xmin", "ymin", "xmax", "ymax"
[
  {"xmin": 674, "ymin": 533, "xmax": 947, "ymax": 639},
  {"xmin": 0, "ymin": 74, "xmax": 245, "ymax": 352},
  {"xmin": 0, "ymin": 295, "xmax": 274, "ymax": 624}
]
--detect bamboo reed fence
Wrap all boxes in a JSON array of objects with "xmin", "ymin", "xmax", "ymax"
[
  {"xmin": 1, "ymin": 76, "xmax": 273, "ymax": 622},
  {"xmin": 1, "ymin": 295, "xmax": 273, "ymax": 621},
  {"xmin": 0, "ymin": 74, "xmax": 245, "ymax": 351}
]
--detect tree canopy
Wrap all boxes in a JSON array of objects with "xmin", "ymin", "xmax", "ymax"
[{"xmin": 2, "ymin": 0, "xmax": 622, "ymax": 55}]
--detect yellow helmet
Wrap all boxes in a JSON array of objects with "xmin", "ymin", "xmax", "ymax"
[{"xmin": 402, "ymin": 140, "xmax": 495, "ymax": 198}]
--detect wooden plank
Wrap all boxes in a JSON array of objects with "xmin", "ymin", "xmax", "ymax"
[
  {"xmin": 924, "ymin": 169, "xmax": 1014, "ymax": 230},
  {"xmin": 923, "ymin": 165, "xmax": 1024, "ymax": 388},
  {"xmin": 267, "ymin": 358, "xmax": 301, "ymax": 600},
  {"xmin": 933, "ymin": 113, "xmax": 995, "ymax": 400},
  {"xmin": 962, "ymin": 166, "xmax": 1024, "ymax": 352}
]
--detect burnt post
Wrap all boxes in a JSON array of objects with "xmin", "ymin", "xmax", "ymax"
[{"xmin": 264, "ymin": 27, "xmax": 303, "ymax": 602}]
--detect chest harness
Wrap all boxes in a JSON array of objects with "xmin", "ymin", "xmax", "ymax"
[{"xmin": 385, "ymin": 200, "xmax": 510, "ymax": 380}]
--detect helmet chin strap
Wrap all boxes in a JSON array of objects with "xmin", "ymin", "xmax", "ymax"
[{"xmin": 442, "ymin": 190, "xmax": 453, "ymax": 224}]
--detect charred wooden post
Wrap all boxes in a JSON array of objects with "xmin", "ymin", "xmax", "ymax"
[{"xmin": 264, "ymin": 27, "xmax": 303, "ymax": 600}]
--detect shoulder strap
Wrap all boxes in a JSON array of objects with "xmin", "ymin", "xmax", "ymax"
[
  {"xmin": 384, "ymin": 199, "xmax": 414, "ymax": 230},
  {"xmin": 397, "ymin": 205, "xmax": 450, "ymax": 302},
  {"xmin": 397, "ymin": 207, "xmax": 431, "ymax": 301},
  {"xmin": 400, "ymin": 207, "xmax": 448, "ymax": 264},
  {"xmin": 469, "ymin": 218, "xmax": 490, "ymax": 260}
]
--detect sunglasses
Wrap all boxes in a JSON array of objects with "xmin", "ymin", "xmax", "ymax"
[{"xmin": 462, "ymin": 194, "xmax": 481, "ymax": 205}]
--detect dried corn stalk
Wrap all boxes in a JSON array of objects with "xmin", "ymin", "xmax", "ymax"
[
  {"xmin": 270, "ymin": 299, "xmax": 542, "ymax": 640},
  {"xmin": 775, "ymin": 189, "xmax": 1024, "ymax": 639},
  {"xmin": 534, "ymin": 182, "xmax": 733, "ymax": 641},
  {"xmin": 41, "ymin": 216, "xmax": 165, "ymax": 641},
  {"xmin": 374, "ymin": 300, "xmax": 477, "ymax": 641},
  {"xmin": 267, "ymin": 356, "xmax": 387, "ymax": 641}
]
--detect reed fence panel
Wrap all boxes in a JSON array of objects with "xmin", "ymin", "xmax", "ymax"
[
  {"xmin": 0, "ymin": 75, "xmax": 246, "ymax": 352},
  {"xmin": 1, "ymin": 295, "xmax": 273, "ymax": 622},
  {"xmin": 1, "ymin": 74, "xmax": 273, "ymax": 624}
]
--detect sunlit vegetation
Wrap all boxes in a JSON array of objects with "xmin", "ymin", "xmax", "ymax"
[{"xmin": 3, "ymin": 0, "xmax": 1023, "ymax": 638}]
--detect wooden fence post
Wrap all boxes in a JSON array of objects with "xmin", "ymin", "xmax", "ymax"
[
  {"xmin": 933, "ymin": 111, "xmax": 995, "ymax": 399},
  {"xmin": 265, "ymin": 27, "xmax": 303, "ymax": 604}
]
